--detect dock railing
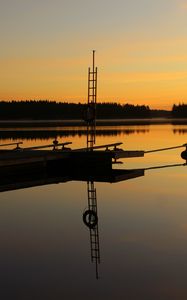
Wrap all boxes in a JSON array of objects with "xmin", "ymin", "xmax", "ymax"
[
  {"xmin": 73, "ymin": 142, "xmax": 123, "ymax": 152},
  {"xmin": 0, "ymin": 142, "xmax": 23, "ymax": 149},
  {"xmin": 22, "ymin": 142, "xmax": 72, "ymax": 151},
  {"xmin": 0, "ymin": 141, "xmax": 72, "ymax": 151}
]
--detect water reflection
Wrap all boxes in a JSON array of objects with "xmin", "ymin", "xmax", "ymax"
[
  {"xmin": 0, "ymin": 161, "xmax": 186, "ymax": 281},
  {"xmin": 83, "ymin": 181, "xmax": 100, "ymax": 279},
  {"xmin": 173, "ymin": 128, "xmax": 187, "ymax": 135},
  {"xmin": 1, "ymin": 124, "xmax": 187, "ymax": 298},
  {"xmin": 0, "ymin": 128, "xmax": 149, "ymax": 141},
  {"xmin": 0, "ymin": 165, "xmax": 145, "ymax": 280},
  {"xmin": 0, "ymin": 166, "xmax": 146, "ymax": 193}
]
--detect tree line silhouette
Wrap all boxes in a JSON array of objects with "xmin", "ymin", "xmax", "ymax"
[
  {"xmin": 1, "ymin": 101, "xmax": 186, "ymax": 119},
  {"xmin": 0, "ymin": 101, "xmax": 151, "ymax": 120},
  {"xmin": 172, "ymin": 104, "xmax": 187, "ymax": 118}
]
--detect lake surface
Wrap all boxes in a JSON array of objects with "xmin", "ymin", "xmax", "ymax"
[{"xmin": 0, "ymin": 124, "xmax": 187, "ymax": 299}]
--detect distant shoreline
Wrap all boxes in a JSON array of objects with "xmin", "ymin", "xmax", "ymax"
[{"xmin": 0, "ymin": 118, "xmax": 187, "ymax": 128}]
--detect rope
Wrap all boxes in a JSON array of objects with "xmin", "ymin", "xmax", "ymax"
[
  {"xmin": 144, "ymin": 163, "xmax": 186, "ymax": 171},
  {"xmin": 145, "ymin": 143, "xmax": 187, "ymax": 154}
]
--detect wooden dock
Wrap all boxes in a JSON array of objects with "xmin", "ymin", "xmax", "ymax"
[
  {"xmin": 0, "ymin": 140, "xmax": 185, "ymax": 174},
  {"xmin": 0, "ymin": 140, "xmax": 185, "ymax": 193},
  {"xmin": 0, "ymin": 141, "xmax": 145, "ymax": 172}
]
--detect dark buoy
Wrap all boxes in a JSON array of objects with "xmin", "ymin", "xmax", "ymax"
[{"xmin": 181, "ymin": 148, "xmax": 187, "ymax": 160}]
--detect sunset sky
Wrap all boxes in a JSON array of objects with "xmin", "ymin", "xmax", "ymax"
[{"xmin": 1, "ymin": 0, "xmax": 187, "ymax": 109}]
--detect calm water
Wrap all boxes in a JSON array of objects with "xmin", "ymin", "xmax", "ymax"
[{"xmin": 0, "ymin": 124, "xmax": 187, "ymax": 299}]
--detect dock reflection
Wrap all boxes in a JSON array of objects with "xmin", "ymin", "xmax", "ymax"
[
  {"xmin": 0, "ymin": 166, "xmax": 145, "ymax": 193},
  {"xmin": 0, "ymin": 163, "xmax": 185, "ymax": 279}
]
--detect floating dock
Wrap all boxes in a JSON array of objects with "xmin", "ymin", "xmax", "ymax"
[
  {"xmin": 0, "ymin": 140, "xmax": 186, "ymax": 172},
  {"xmin": 0, "ymin": 141, "xmax": 145, "ymax": 172},
  {"xmin": 0, "ymin": 139, "xmax": 186, "ymax": 193}
]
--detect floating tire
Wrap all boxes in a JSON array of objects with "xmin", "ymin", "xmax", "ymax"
[{"xmin": 83, "ymin": 210, "xmax": 98, "ymax": 229}]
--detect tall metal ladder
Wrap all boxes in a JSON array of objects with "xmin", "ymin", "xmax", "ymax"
[{"xmin": 86, "ymin": 50, "xmax": 97, "ymax": 149}]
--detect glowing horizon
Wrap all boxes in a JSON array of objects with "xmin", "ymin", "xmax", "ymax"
[{"xmin": 1, "ymin": 0, "xmax": 187, "ymax": 110}]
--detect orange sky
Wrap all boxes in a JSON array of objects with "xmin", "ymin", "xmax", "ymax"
[{"xmin": 1, "ymin": 0, "xmax": 187, "ymax": 110}]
